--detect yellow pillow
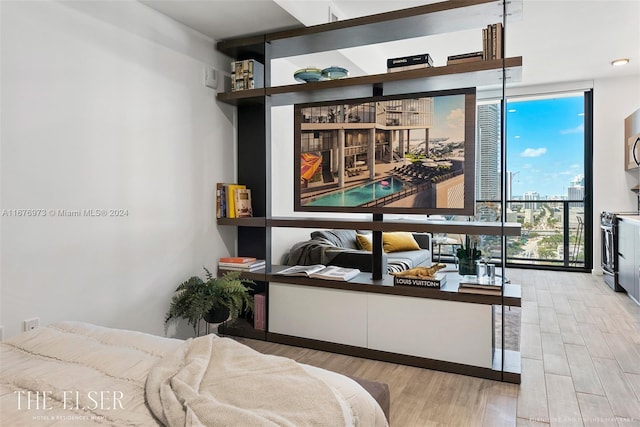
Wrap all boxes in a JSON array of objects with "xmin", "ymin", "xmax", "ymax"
[
  {"xmin": 382, "ymin": 232, "xmax": 420, "ymax": 253},
  {"xmin": 356, "ymin": 233, "xmax": 372, "ymax": 251}
]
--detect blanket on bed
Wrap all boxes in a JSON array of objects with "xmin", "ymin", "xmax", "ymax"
[{"xmin": 145, "ymin": 334, "xmax": 353, "ymax": 427}]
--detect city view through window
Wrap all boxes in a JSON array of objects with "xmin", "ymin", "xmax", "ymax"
[{"xmin": 473, "ymin": 93, "xmax": 588, "ymax": 269}]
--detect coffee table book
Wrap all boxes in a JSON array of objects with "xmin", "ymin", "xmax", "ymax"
[
  {"xmin": 393, "ymin": 272, "xmax": 446, "ymax": 288},
  {"xmin": 458, "ymin": 275, "xmax": 503, "ymax": 295},
  {"xmin": 274, "ymin": 265, "xmax": 360, "ymax": 281}
]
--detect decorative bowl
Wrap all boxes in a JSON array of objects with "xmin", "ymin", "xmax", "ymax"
[
  {"xmin": 321, "ymin": 66, "xmax": 349, "ymax": 80},
  {"xmin": 294, "ymin": 67, "xmax": 323, "ymax": 83}
]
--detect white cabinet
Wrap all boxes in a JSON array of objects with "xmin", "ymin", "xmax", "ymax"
[
  {"xmin": 618, "ymin": 218, "xmax": 640, "ymax": 303},
  {"xmin": 269, "ymin": 282, "xmax": 494, "ymax": 368},
  {"xmin": 368, "ymin": 294, "xmax": 493, "ymax": 368},
  {"xmin": 269, "ymin": 283, "xmax": 368, "ymax": 347}
]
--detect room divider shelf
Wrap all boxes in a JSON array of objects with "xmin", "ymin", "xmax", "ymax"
[{"xmin": 216, "ymin": 0, "xmax": 523, "ymax": 383}]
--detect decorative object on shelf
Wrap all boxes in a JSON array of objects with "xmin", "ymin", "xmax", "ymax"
[
  {"xmin": 234, "ymin": 188, "xmax": 253, "ymax": 218},
  {"xmin": 391, "ymin": 264, "xmax": 447, "ymax": 288},
  {"xmin": 231, "ymin": 59, "xmax": 264, "ymax": 91},
  {"xmin": 294, "ymin": 67, "xmax": 323, "ymax": 83},
  {"xmin": 321, "ymin": 66, "xmax": 349, "ymax": 80},
  {"xmin": 482, "ymin": 23, "xmax": 503, "ymax": 60},
  {"xmin": 386, "ymin": 53, "xmax": 433, "ymax": 72},
  {"xmin": 165, "ymin": 268, "xmax": 254, "ymax": 332},
  {"xmin": 456, "ymin": 235, "xmax": 481, "ymax": 276}
]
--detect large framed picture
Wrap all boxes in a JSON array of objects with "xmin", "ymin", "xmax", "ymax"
[{"xmin": 294, "ymin": 87, "xmax": 477, "ymax": 215}]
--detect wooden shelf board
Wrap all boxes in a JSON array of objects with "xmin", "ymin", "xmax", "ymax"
[
  {"xmin": 266, "ymin": 0, "xmax": 521, "ymax": 59},
  {"xmin": 217, "ymin": 217, "xmax": 267, "ymax": 227},
  {"xmin": 216, "ymin": 88, "xmax": 266, "ymax": 105},
  {"xmin": 216, "ymin": 58, "xmax": 522, "ymax": 106},
  {"xmin": 267, "ymin": 265, "xmax": 521, "ymax": 307},
  {"xmin": 267, "ymin": 216, "xmax": 521, "ymax": 236}
]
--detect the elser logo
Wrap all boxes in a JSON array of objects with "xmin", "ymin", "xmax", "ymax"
[{"xmin": 14, "ymin": 390, "xmax": 125, "ymax": 411}]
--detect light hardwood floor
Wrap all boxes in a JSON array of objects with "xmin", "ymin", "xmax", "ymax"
[{"xmin": 235, "ymin": 270, "xmax": 640, "ymax": 426}]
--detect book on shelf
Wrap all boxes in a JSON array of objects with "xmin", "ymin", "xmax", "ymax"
[
  {"xmin": 457, "ymin": 275, "xmax": 503, "ymax": 295},
  {"xmin": 231, "ymin": 59, "xmax": 264, "ymax": 92},
  {"xmin": 386, "ymin": 53, "xmax": 433, "ymax": 70},
  {"xmin": 447, "ymin": 51, "xmax": 484, "ymax": 65},
  {"xmin": 219, "ymin": 259, "xmax": 265, "ymax": 271},
  {"xmin": 216, "ymin": 183, "xmax": 252, "ymax": 219},
  {"xmin": 274, "ymin": 264, "xmax": 360, "ymax": 281},
  {"xmin": 387, "ymin": 63, "xmax": 432, "ymax": 73},
  {"xmin": 234, "ymin": 188, "xmax": 253, "ymax": 218},
  {"xmin": 393, "ymin": 272, "xmax": 446, "ymax": 288},
  {"xmin": 253, "ymin": 293, "xmax": 266, "ymax": 331},
  {"xmin": 219, "ymin": 256, "xmax": 257, "ymax": 264},
  {"xmin": 482, "ymin": 23, "xmax": 503, "ymax": 61}
]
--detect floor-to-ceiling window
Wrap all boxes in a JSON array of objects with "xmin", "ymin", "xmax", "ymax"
[{"xmin": 475, "ymin": 91, "xmax": 593, "ymax": 271}]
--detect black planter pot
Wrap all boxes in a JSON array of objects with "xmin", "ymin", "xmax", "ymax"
[{"xmin": 203, "ymin": 306, "xmax": 230, "ymax": 323}]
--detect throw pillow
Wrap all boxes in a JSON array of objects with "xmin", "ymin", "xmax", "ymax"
[
  {"xmin": 382, "ymin": 232, "xmax": 420, "ymax": 253},
  {"xmin": 356, "ymin": 233, "xmax": 373, "ymax": 251}
]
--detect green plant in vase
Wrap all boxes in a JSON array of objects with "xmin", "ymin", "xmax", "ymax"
[{"xmin": 456, "ymin": 235, "xmax": 481, "ymax": 276}]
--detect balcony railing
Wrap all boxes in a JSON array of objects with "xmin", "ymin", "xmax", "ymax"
[{"xmin": 434, "ymin": 199, "xmax": 588, "ymax": 271}]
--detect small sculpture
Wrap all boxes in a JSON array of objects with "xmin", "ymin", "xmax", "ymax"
[{"xmin": 392, "ymin": 263, "xmax": 447, "ymax": 279}]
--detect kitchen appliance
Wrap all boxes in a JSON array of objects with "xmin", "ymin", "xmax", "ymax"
[{"xmin": 601, "ymin": 211, "xmax": 636, "ymax": 291}]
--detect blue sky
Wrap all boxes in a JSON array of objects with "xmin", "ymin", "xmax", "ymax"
[
  {"xmin": 506, "ymin": 94, "xmax": 585, "ymax": 198},
  {"xmin": 431, "ymin": 94, "xmax": 466, "ymax": 141}
]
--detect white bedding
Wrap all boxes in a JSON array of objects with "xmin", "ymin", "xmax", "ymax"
[{"xmin": 0, "ymin": 322, "xmax": 387, "ymax": 426}]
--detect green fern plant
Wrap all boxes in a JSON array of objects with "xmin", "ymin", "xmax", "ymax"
[{"xmin": 165, "ymin": 268, "xmax": 254, "ymax": 331}]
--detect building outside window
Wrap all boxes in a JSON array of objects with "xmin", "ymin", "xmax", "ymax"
[{"xmin": 474, "ymin": 91, "xmax": 592, "ymax": 271}]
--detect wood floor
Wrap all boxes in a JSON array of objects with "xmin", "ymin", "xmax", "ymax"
[{"xmin": 234, "ymin": 270, "xmax": 640, "ymax": 426}]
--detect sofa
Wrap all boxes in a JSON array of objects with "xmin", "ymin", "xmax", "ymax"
[{"xmin": 283, "ymin": 229, "xmax": 432, "ymax": 273}]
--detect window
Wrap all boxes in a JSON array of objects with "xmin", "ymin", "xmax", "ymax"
[{"xmin": 475, "ymin": 91, "xmax": 592, "ymax": 271}]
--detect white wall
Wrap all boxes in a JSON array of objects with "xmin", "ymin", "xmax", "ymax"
[
  {"xmin": 592, "ymin": 74, "xmax": 640, "ymax": 271},
  {"xmin": 0, "ymin": 0, "xmax": 236, "ymax": 339}
]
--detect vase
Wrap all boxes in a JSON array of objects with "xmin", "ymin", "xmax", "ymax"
[
  {"xmin": 458, "ymin": 258, "xmax": 478, "ymax": 276},
  {"xmin": 204, "ymin": 306, "xmax": 230, "ymax": 324}
]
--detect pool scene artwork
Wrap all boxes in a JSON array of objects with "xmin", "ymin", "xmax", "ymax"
[{"xmin": 294, "ymin": 88, "xmax": 476, "ymax": 215}]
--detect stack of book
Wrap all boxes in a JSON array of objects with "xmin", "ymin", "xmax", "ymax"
[
  {"xmin": 393, "ymin": 272, "xmax": 446, "ymax": 288},
  {"xmin": 446, "ymin": 22, "xmax": 503, "ymax": 65},
  {"xmin": 386, "ymin": 53, "xmax": 433, "ymax": 73},
  {"xmin": 231, "ymin": 59, "xmax": 264, "ymax": 91},
  {"xmin": 482, "ymin": 22, "xmax": 503, "ymax": 60},
  {"xmin": 216, "ymin": 183, "xmax": 253, "ymax": 219},
  {"xmin": 457, "ymin": 276, "xmax": 503, "ymax": 295},
  {"xmin": 447, "ymin": 51, "xmax": 483, "ymax": 65},
  {"xmin": 218, "ymin": 257, "xmax": 265, "ymax": 272}
]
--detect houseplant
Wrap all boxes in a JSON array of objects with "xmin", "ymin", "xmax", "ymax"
[
  {"xmin": 165, "ymin": 267, "xmax": 254, "ymax": 332},
  {"xmin": 456, "ymin": 235, "xmax": 482, "ymax": 276}
]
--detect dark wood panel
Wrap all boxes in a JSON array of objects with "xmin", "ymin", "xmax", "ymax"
[
  {"xmin": 216, "ymin": 88, "xmax": 266, "ymax": 105},
  {"xmin": 217, "ymin": 217, "xmax": 267, "ymax": 227}
]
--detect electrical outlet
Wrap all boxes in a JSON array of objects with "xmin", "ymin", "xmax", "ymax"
[{"xmin": 23, "ymin": 317, "xmax": 40, "ymax": 332}]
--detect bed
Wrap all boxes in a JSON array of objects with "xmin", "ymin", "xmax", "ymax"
[{"xmin": 1, "ymin": 321, "xmax": 389, "ymax": 426}]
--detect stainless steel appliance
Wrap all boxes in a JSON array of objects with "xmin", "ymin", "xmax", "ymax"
[{"xmin": 601, "ymin": 211, "xmax": 636, "ymax": 291}]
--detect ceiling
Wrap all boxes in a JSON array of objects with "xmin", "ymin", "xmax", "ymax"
[{"xmin": 140, "ymin": 0, "xmax": 640, "ymax": 88}]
